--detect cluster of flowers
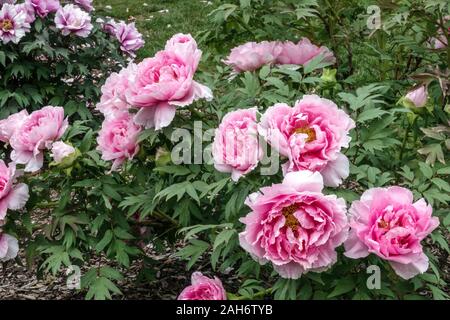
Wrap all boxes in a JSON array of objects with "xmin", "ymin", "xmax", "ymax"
[
  {"xmin": 0, "ymin": 0, "xmax": 144, "ymax": 56},
  {"xmin": 0, "ymin": 106, "xmax": 76, "ymax": 262},
  {"xmin": 223, "ymin": 38, "xmax": 336, "ymax": 73},
  {"xmin": 176, "ymin": 39, "xmax": 440, "ymax": 300},
  {"xmin": 95, "ymin": 33, "xmax": 212, "ymax": 170}
]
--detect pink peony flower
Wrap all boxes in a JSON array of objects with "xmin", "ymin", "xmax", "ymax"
[
  {"xmin": 10, "ymin": 106, "xmax": 68, "ymax": 172},
  {"xmin": 25, "ymin": 0, "xmax": 59, "ymax": 18},
  {"xmin": 0, "ymin": 160, "xmax": 29, "ymax": 223},
  {"xmin": 55, "ymin": 4, "xmax": 93, "ymax": 38},
  {"xmin": 113, "ymin": 21, "xmax": 144, "ymax": 56},
  {"xmin": 50, "ymin": 141, "xmax": 75, "ymax": 163},
  {"xmin": 404, "ymin": 85, "xmax": 428, "ymax": 108},
  {"xmin": 96, "ymin": 64, "xmax": 136, "ymax": 119},
  {"xmin": 258, "ymin": 95, "xmax": 355, "ymax": 187},
  {"xmin": 0, "ymin": 3, "xmax": 31, "ymax": 44},
  {"xmin": 212, "ymin": 108, "xmax": 263, "ymax": 181},
  {"xmin": 223, "ymin": 41, "xmax": 282, "ymax": 73},
  {"xmin": 276, "ymin": 38, "xmax": 336, "ymax": 65},
  {"xmin": 125, "ymin": 33, "xmax": 212, "ymax": 130},
  {"xmin": 344, "ymin": 186, "xmax": 439, "ymax": 280},
  {"xmin": 102, "ymin": 18, "xmax": 116, "ymax": 35},
  {"xmin": 15, "ymin": 2, "xmax": 36, "ymax": 24},
  {"xmin": 96, "ymin": 112, "xmax": 141, "ymax": 171},
  {"xmin": 73, "ymin": 0, "xmax": 92, "ymax": 12},
  {"xmin": 178, "ymin": 272, "xmax": 227, "ymax": 300},
  {"xmin": 0, "ymin": 232, "xmax": 19, "ymax": 262},
  {"xmin": 239, "ymin": 171, "xmax": 348, "ymax": 279},
  {"xmin": 0, "ymin": 110, "xmax": 29, "ymax": 143}
]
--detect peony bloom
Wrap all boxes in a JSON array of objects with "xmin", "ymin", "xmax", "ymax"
[
  {"xmin": 404, "ymin": 85, "xmax": 428, "ymax": 108},
  {"xmin": 0, "ymin": 160, "xmax": 29, "ymax": 223},
  {"xmin": 223, "ymin": 41, "xmax": 282, "ymax": 73},
  {"xmin": 0, "ymin": 110, "xmax": 29, "ymax": 143},
  {"xmin": 96, "ymin": 64, "xmax": 136, "ymax": 119},
  {"xmin": 10, "ymin": 106, "xmax": 68, "ymax": 172},
  {"xmin": 15, "ymin": 2, "xmax": 36, "ymax": 24},
  {"xmin": 113, "ymin": 21, "xmax": 144, "ymax": 56},
  {"xmin": 0, "ymin": 233, "xmax": 19, "ymax": 262},
  {"xmin": 239, "ymin": 171, "xmax": 348, "ymax": 279},
  {"xmin": 258, "ymin": 95, "xmax": 355, "ymax": 187},
  {"xmin": 0, "ymin": 4, "xmax": 31, "ymax": 44},
  {"xmin": 96, "ymin": 112, "xmax": 141, "ymax": 171},
  {"xmin": 344, "ymin": 186, "xmax": 439, "ymax": 280},
  {"xmin": 54, "ymin": 4, "xmax": 93, "ymax": 38},
  {"xmin": 50, "ymin": 141, "xmax": 76, "ymax": 163},
  {"xmin": 212, "ymin": 108, "xmax": 262, "ymax": 181},
  {"xmin": 125, "ymin": 33, "xmax": 212, "ymax": 130},
  {"xmin": 73, "ymin": 0, "xmax": 92, "ymax": 12},
  {"xmin": 25, "ymin": 0, "xmax": 59, "ymax": 18},
  {"xmin": 178, "ymin": 272, "xmax": 227, "ymax": 300},
  {"xmin": 276, "ymin": 38, "xmax": 336, "ymax": 65}
]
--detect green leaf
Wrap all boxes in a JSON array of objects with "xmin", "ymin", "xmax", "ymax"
[
  {"xmin": 213, "ymin": 229, "xmax": 236, "ymax": 250},
  {"xmin": 96, "ymin": 230, "xmax": 113, "ymax": 252},
  {"xmin": 328, "ymin": 277, "xmax": 356, "ymax": 298}
]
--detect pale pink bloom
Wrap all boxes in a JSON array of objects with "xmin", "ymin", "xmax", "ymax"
[
  {"xmin": 239, "ymin": 171, "xmax": 348, "ymax": 279},
  {"xmin": 10, "ymin": 106, "xmax": 68, "ymax": 172},
  {"xmin": 0, "ymin": 1, "xmax": 17, "ymax": 5},
  {"xmin": 0, "ymin": 233, "xmax": 19, "ymax": 262},
  {"xmin": 258, "ymin": 95, "xmax": 355, "ymax": 187},
  {"xmin": 0, "ymin": 110, "xmax": 29, "ymax": 143},
  {"xmin": 25, "ymin": 0, "xmax": 59, "ymax": 18},
  {"xmin": 344, "ymin": 186, "xmax": 439, "ymax": 280},
  {"xmin": 73, "ymin": 0, "xmax": 92, "ymax": 12},
  {"xmin": 405, "ymin": 85, "xmax": 428, "ymax": 108},
  {"xmin": 223, "ymin": 41, "xmax": 282, "ymax": 73},
  {"xmin": 430, "ymin": 16, "xmax": 449, "ymax": 49},
  {"xmin": 102, "ymin": 18, "xmax": 116, "ymax": 35},
  {"xmin": 50, "ymin": 141, "xmax": 75, "ymax": 163},
  {"xmin": 55, "ymin": 4, "xmax": 93, "ymax": 38},
  {"xmin": 0, "ymin": 3, "xmax": 30, "ymax": 44},
  {"xmin": 276, "ymin": 38, "xmax": 336, "ymax": 65},
  {"xmin": 96, "ymin": 112, "xmax": 141, "ymax": 171},
  {"xmin": 212, "ymin": 108, "xmax": 262, "ymax": 181},
  {"xmin": 15, "ymin": 2, "xmax": 36, "ymax": 24},
  {"xmin": 96, "ymin": 64, "xmax": 136, "ymax": 119},
  {"xmin": 113, "ymin": 21, "xmax": 144, "ymax": 56},
  {"xmin": 0, "ymin": 160, "xmax": 29, "ymax": 223},
  {"xmin": 178, "ymin": 272, "xmax": 227, "ymax": 300},
  {"xmin": 125, "ymin": 33, "xmax": 212, "ymax": 130}
]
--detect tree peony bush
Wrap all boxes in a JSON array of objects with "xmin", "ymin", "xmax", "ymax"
[{"xmin": 0, "ymin": 0, "xmax": 449, "ymax": 301}]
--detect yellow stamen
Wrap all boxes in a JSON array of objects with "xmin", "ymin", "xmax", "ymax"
[
  {"xmin": 1, "ymin": 19, "xmax": 13, "ymax": 31},
  {"xmin": 282, "ymin": 204, "xmax": 300, "ymax": 230},
  {"xmin": 293, "ymin": 126, "xmax": 316, "ymax": 142}
]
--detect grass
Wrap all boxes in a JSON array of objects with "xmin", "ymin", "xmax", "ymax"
[{"xmin": 93, "ymin": 0, "xmax": 217, "ymax": 59}]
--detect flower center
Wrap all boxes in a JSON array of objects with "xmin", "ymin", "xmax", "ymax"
[
  {"xmin": 293, "ymin": 126, "xmax": 316, "ymax": 142},
  {"xmin": 1, "ymin": 19, "xmax": 13, "ymax": 31},
  {"xmin": 282, "ymin": 203, "xmax": 300, "ymax": 229},
  {"xmin": 378, "ymin": 219, "xmax": 389, "ymax": 229}
]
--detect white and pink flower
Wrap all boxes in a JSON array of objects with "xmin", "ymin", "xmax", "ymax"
[
  {"xmin": 178, "ymin": 272, "xmax": 227, "ymax": 300},
  {"xmin": 125, "ymin": 33, "xmax": 212, "ymax": 130},
  {"xmin": 0, "ymin": 110, "xmax": 29, "ymax": 143},
  {"xmin": 96, "ymin": 112, "xmax": 141, "ymax": 171},
  {"xmin": 212, "ymin": 108, "xmax": 262, "ymax": 181},
  {"xmin": 344, "ymin": 186, "xmax": 439, "ymax": 279},
  {"xmin": 113, "ymin": 21, "xmax": 144, "ymax": 56},
  {"xmin": 239, "ymin": 170, "xmax": 348, "ymax": 279},
  {"xmin": 258, "ymin": 95, "xmax": 355, "ymax": 187},
  {"xmin": 25, "ymin": 0, "xmax": 59, "ymax": 18},
  {"xmin": 0, "ymin": 232, "xmax": 19, "ymax": 262},
  {"xmin": 55, "ymin": 4, "xmax": 92, "ymax": 38},
  {"xmin": 223, "ymin": 41, "xmax": 282, "ymax": 73},
  {"xmin": 276, "ymin": 38, "xmax": 336, "ymax": 65},
  {"xmin": 0, "ymin": 160, "xmax": 29, "ymax": 224},
  {"xmin": 10, "ymin": 106, "xmax": 68, "ymax": 172},
  {"xmin": 0, "ymin": 3, "xmax": 31, "ymax": 44}
]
